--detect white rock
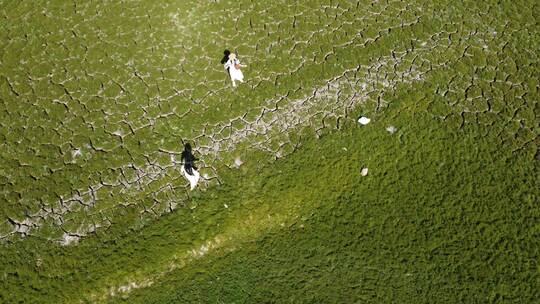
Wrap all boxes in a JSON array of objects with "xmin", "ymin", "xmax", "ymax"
[
  {"xmin": 358, "ymin": 117, "xmax": 371, "ymax": 125},
  {"xmin": 361, "ymin": 167, "xmax": 369, "ymax": 176}
]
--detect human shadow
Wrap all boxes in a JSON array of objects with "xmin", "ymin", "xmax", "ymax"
[{"xmin": 181, "ymin": 143, "xmax": 198, "ymax": 176}]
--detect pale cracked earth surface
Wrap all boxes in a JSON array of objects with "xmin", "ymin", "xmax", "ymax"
[{"xmin": 0, "ymin": 0, "xmax": 539, "ymax": 303}]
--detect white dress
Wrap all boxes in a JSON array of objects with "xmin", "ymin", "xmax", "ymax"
[
  {"xmin": 225, "ymin": 58, "xmax": 244, "ymax": 82},
  {"xmin": 180, "ymin": 165, "xmax": 200, "ymax": 190}
]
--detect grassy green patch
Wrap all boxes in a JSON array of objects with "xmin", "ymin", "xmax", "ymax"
[
  {"xmin": 0, "ymin": 0, "xmax": 538, "ymax": 303},
  {"xmin": 112, "ymin": 100, "xmax": 539, "ymax": 303}
]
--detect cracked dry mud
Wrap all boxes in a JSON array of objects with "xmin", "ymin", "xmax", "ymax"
[{"xmin": 0, "ymin": 0, "xmax": 538, "ymax": 248}]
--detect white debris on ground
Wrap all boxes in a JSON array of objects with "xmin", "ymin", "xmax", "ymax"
[
  {"xmin": 358, "ymin": 116, "xmax": 371, "ymax": 125},
  {"xmin": 361, "ymin": 167, "xmax": 369, "ymax": 176},
  {"xmin": 234, "ymin": 156, "xmax": 244, "ymax": 168},
  {"xmin": 386, "ymin": 125, "xmax": 397, "ymax": 134},
  {"xmin": 72, "ymin": 148, "xmax": 82, "ymax": 158},
  {"xmin": 112, "ymin": 130, "xmax": 124, "ymax": 137}
]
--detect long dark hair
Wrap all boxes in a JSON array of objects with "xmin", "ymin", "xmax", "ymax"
[{"xmin": 221, "ymin": 49, "xmax": 231, "ymax": 64}]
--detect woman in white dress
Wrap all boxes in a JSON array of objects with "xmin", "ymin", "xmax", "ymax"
[
  {"xmin": 180, "ymin": 143, "xmax": 200, "ymax": 190},
  {"xmin": 224, "ymin": 53, "xmax": 245, "ymax": 87}
]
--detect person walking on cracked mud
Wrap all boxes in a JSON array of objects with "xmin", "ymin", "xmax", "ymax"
[
  {"xmin": 180, "ymin": 142, "xmax": 200, "ymax": 190},
  {"xmin": 224, "ymin": 52, "xmax": 246, "ymax": 87}
]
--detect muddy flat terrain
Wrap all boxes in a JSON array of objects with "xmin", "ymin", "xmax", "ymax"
[{"xmin": 0, "ymin": 0, "xmax": 538, "ymax": 303}]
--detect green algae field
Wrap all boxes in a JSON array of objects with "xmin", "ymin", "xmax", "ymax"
[{"xmin": 0, "ymin": 0, "xmax": 539, "ymax": 303}]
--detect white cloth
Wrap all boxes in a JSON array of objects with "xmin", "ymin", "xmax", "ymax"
[
  {"xmin": 180, "ymin": 166, "xmax": 200, "ymax": 190},
  {"xmin": 225, "ymin": 58, "xmax": 244, "ymax": 81}
]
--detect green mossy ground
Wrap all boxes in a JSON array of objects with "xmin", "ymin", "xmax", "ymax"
[
  {"xmin": 115, "ymin": 104, "xmax": 539, "ymax": 304},
  {"xmin": 0, "ymin": 0, "xmax": 538, "ymax": 303}
]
